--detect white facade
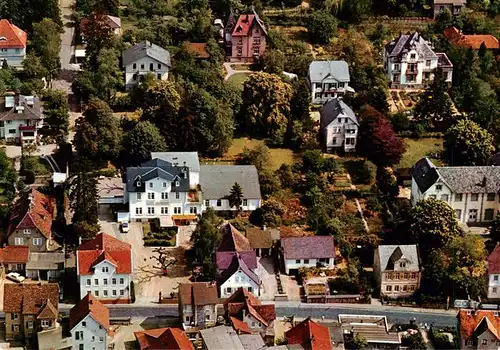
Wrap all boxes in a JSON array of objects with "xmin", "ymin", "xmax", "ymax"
[
  {"xmin": 487, "ymin": 274, "xmax": 500, "ymax": 299},
  {"xmin": 284, "ymin": 258, "xmax": 334, "ymax": 275},
  {"xmin": 71, "ymin": 314, "xmax": 108, "ymax": 350},
  {"xmin": 0, "ymin": 47, "xmax": 26, "ymax": 68},
  {"xmin": 78, "ymin": 260, "xmax": 131, "ymax": 301},
  {"xmin": 204, "ymin": 198, "xmax": 261, "ymax": 212},
  {"xmin": 220, "ymin": 270, "xmax": 259, "ymax": 298},
  {"xmin": 311, "ymin": 81, "xmax": 350, "ymax": 105},
  {"xmin": 323, "ymin": 116, "xmax": 357, "ymax": 153},
  {"xmin": 124, "ymin": 57, "xmax": 168, "ymax": 90}
]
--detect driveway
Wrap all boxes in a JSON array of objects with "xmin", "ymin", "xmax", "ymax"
[
  {"xmin": 59, "ymin": 0, "xmax": 78, "ymax": 71},
  {"xmin": 255, "ymin": 257, "xmax": 278, "ymax": 301}
]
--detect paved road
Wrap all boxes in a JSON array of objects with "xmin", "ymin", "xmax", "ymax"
[{"xmin": 59, "ymin": 0, "xmax": 77, "ymax": 71}]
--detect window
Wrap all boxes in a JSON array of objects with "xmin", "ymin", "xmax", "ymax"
[
  {"xmin": 440, "ymin": 194, "xmax": 449, "ymax": 202},
  {"xmin": 86, "ymin": 279, "xmax": 91, "ymax": 286},
  {"xmin": 104, "ymin": 278, "xmax": 108, "ymax": 285},
  {"xmin": 136, "ymin": 207, "xmax": 143, "ymax": 215},
  {"xmin": 471, "ymin": 193, "xmax": 479, "ymax": 201},
  {"xmin": 426, "ymin": 60, "xmax": 431, "ymax": 67},
  {"xmin": 133, "ymin": 63, "xmax": 137, "ymax": 69},
  {"xmin": 469, "ymin": 209, "xmax": 478, "ymax": 221},
  {"xmin": 410, "ymin": 53, "xmax": 416, "ymax": 59},
  {"xmin": 190, "ymin": 207, "xmax": 197, "ymax": 214},
  {"xmin": 149, "ymin": 182, "xmax": 153, "ymax": 188},
  {"xmin": 140, "ymin": 64, "xmax": 144, "ymax": 69},
  {"xmin": 235, "ymin": 276, "xmax": 239, "ymax": 282},
  {"xmin": 149, "ymin": 63, "xmax": 154, "ymax": 71},
  {"xmin": 404, "ymin": 273, "xmax": 409, "ymax": 279},
  {"xmin": 23, "ymin": 229, "xmax": 30, "ymax": 235},
  {"xmin": 455, "ymin": 193, "xmax": 463, "ymax": 201},
  {"xmin": 485, "ymin": 208, "xmax": 495, "ymax": 221},
  {"xmin": 120, "ymin": 290, "xmax": 125, "ymax": 296},
  {"xmin": 304, "ymin": 259, "xmax": 310, "ymax": 264},
  {"xmin": 41, "ymin": 319, "xmax": 50, "ymax": 327},
  {"xmin": 79, "ymin": 344, "xmax": 84, "ymax": 350},
  {"xmin": 148, "ymin": 192, "xmax": 154, "ymax": 200},
  {"xmin": 32, "ymin": 238, "xmax": 42, "ymax": 246},
  {"xmin": 388, "ymin": 273, "xmax": 393, "ymax": 280},
  {"xmin": 435, "ymin": 184, "xmax": 442, "ymax": 190},
  {"xmin": 148, "ymin": 207, "xmax": 154, "ymax": 215},
  {"xmin": 120, "ymin": 278, "xmax": 124, "ymax": 284},
  {"xmin": 82, "ymin": 321, "xmax": 86, "ymax": 327},
  {"xmin": 95, "ymin": 291, "xmax": 99, "ymax": 297},
  {"xmin": 488, "ymin": 193, "xmax": 496, "ymax": 201},
  {"xmin": 242, "ymin": 199, "xmax": 248, "ymax": 206},
  {"xmin": 400, "ymin": 262, "xmax": 406, "ymax": 268},
  {"xmin": 217, "ymin": 199, "xmax": 222, "ymax": 207},
  {"xmin": 394, "ymin": 64, "xmax": 400, "ymax": 71},
  {"xmin": 386, "ymin": 285, "xmax": 392, "ymax": 291},
  {"xmin": 137, "ymin": 193, "xmax": 142, "ymax": 200},
  {"xmin": 394, "ymin": 285, "xmax": 400, "ymax": 291},
  {"xmin": 162, "ymin": 182, "xmax": 167, "ymax": 188},
  {"xmin": 206, "ymin": 315, "xmax": 210, "ymax": 321},
  {"xmin": 495, "ymin": 275, "xmax": 499, "ymax": 281},
  {"xmin": 494, "ymin": 287, "xmax": 498, "ymax": 294},
  {"xmin": 112, "ymin": 278, "xmax": 116, "ymax": 285},
  {"xmin": 225, "ymin": 287, "xmax": 232, "ymax": 294},
  {"xmin": 113, "ymin": 290, "xmax": 117, "ymax": 296},
  {"xmin": 403, "ymin": 285, "xmax": 408, "ymax": 291},
  {"xmin": 248, "ymin": 287, "xmax": 253, "ymax": 293},
  {"xmin": 332, "ymin": 137, "xmax": 337, "ymax": 144},
  {"xmin": 483, "ymin": 339, "xmax": 488, "ymax": 345},
  {"xmin": 467, "ymin": 340, "xmax": 473, "ymax": 346},
  {"xmin": 395, "ymin": 273, "xmax": 400, "ymax": 280},
  {"xmin": 157, "ymin": 73, "xmax": 161, "ymax": 79},
  {"xmin": 410, "ymin": 285, "xmax": 415, "ymax": 291},
  {"xmin": 102, "ymin": 267, "xmax": 108, "ymax": 273},
  {"xmin": 161, "ymin": 207, "xmax": 168, "ymax": 214},
  {"xmin": 175, "ymin": 192, "xmax": 180, "ymax": 199},
  {"xmin": 14, "ymin": 237, "xmax": 24, "ymax": 245},
  {"xmin": 158, "ymin": 63, "xmax": 161, "ymax": 69},
  {"xmin": 253, "ymin": 48, "xmax": 259, "ymax": 55},
  {"xmin": 12, "ymin": 313, "xmax": 18, "ymax": 320},
  {"xmin": 424, "ymin": 72, "xmax": 430, "ymax": 80},
  {"xmin": 104, "ymin": 290, "xmax": 108, "ymax": 296},
  {"xmin": 295, "ymin": 259, "xmax": 301, "ymax": 263},
  {"xmin": 161, "ymin": 192, "xmax": 168, "ymax": 200},
  {"xmin": 175, "ymin": 181, "xmax": 180, "ymax": 186},
  {"xmin": 205, "ymin": 200, "xmax": 210, "ymax": 207},
  {"xmin": 174, "ymin": 207, "xmax": 181, "ymax": 214},
  {"xmin": 75, "ymin": 331, "xmax": 81, "ymax": 340},
  {"xmin": 133, "ymin": 74, "xmax": 137, "ymax": 81},
  {"xmin": 455, "ymin": 209, "xmax": 462, "ymax": 220},
  {"xmin": 94, "ymin": 279, "xmax": 98, "ymax": 285}
]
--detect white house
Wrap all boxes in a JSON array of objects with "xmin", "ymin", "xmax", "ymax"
[
  {"xmin": 125, "ymin": 152, "xmax": 262, "ymax": 225},
  {"xmin": 76, "ymin": 233, "xmax": 132, "ymax": 303},
  {"xmin": 0, "ymin": 95, "xmax": 43, "ymax": 145},
  {"xmin": 319, "ymin": 98, "xmax": 358, "ymax": 153},
  {"xmin": 0, "ymin": 19, "xmax": 26, "ymax": 68},
  {"xmin": 70, "ymin": 293, "xmax": 110, "ymax": 350},
  {"xmin": 411, "ymin": 158, "xmax": 500, "ymax": 224},
  {"xmin": 218, "ymin": 255, "xmax": 260, "ymax": 298},
  {"xmin": 308, "ymin": 60, "xmax": 353, "ymax": 105},
  {"xmin": 487, "ymin": 246, "xmax": 500, "ymax": 299},
  {"xmin": 384, "ymin": 32, "xmax": 453, "ymax": 89},
  {"xmin": 281, "ymin": 236, "xmax": 335, "ymax": 274},
  {"xmin": 122, "ymin": 41, "xmax": 171, "ymax": 90}
]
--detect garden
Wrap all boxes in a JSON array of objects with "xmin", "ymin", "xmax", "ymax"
[{"xmin": 142, "ymin": 218, "xmax": 177, "ymax": 247}]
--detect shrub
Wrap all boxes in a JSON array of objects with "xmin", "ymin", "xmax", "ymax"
[{"xmin": 24, "ymin": 170, "xmax": 35, "ymax": 184}]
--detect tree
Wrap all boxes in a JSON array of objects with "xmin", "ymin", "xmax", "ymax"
[
  {"xmin": 70, "ymin": 170, "xmax": 100, "ymax": 239},
  {"xmin": 122, "ymin": 121, "xmax": 167, "ymax": 165},
  {"xmin": 338, "ymin": 0, "xmax": 372, "ymax": 24},
  {"xmin": 43, "ymin": 89, "xmax": 70, "ymax": 142},
  {"xmin": 190, "ymin": 208, "xmax": 222, "ymax": 280},
  {"xmin": 91, "ymin": 48, "xmax": 122, "ymax": 102},
  {"xmin": 238, "ymin": 144, "xmax": 270, "ymax": 171},
  {"xmin": 402, "ymin": 333, "xmax": 426, "ymax": 350},
  {"xmin": 239, "ymin": 73, "xmax": 293, "ymax": 145},
  {"xmin": 228, "ymin": 182, "xmax": 243, "ymax": 213},
  {"xmin": 414, "ymin": 68, "xmax": 454, "ymax": 130},
  {"xmin": 76, "ymin": 0, "xmax": 119, "ymax": 15},
  {"xmin": 307, "ymin": 11, "xmax": 337, "ymax": 45},
  {"xmin": 22, "ymin": 54, "xmax": 48, "ymax": 80},
  {"xmin": 261, "ymin": 49, "xmax": 285, "ymax": 75},
  {"xmin": 490, "ymin": 214, "xmax": 500, "ymax": 243},
  {"xmin": 357, "ymin": 106, "xmax": 406, "ymax": 166},
  {"xmin": 345, "ymin": 334, "xmax": 368, "ymax": 350},
  {"xmin": 444, "ymin": 119, "xmax": 495, "ymax": 166},
  {"xmin": 408, "ymin": 198, "xmax": 462, "ymax": 258},
  {"xmin": 81, "ymin": 12, "xmax": 114, "ymax": 71},
  {"xmin": 249, "ymin": 198, "xmax": 285, "ymax": 227},
  {"xmin": 32, "ymin": 18, "xmax": 62, "ymax": 81}
]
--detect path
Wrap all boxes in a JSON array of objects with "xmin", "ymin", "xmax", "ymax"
[
  {"xmin": 345, "ymin": 173, "xmax": 370, "ymax": 233},
  {"xmin": 58, "ymin": 0, "xmax": 78, "ymax": 71},
  {"xmin": 223, "ymin": 62, "xmax": 252, "ymax": 81}
]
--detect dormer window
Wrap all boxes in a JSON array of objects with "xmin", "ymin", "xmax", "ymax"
[
  {"xmin": 400, "ymin": 262, "xmax": 406, "ymax": 268},
  {"xmin": 175, "ymin": 181, "xmax": 180, "ymax": 186},
  {"xmin": 435, "ymin": 184, "xmax": 442, "ymax": 190}
]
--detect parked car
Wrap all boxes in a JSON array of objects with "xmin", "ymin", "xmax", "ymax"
[
  {"xmin": 120, "ymin": 222, "xmax": 129, "ymax": 233},
  {"xmin": 6, "ymin": 272, "xmax": 25, "ymax": 283}
]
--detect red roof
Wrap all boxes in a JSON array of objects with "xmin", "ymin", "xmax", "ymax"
[
  {"xmin": 231, "ymin": 14, "xmax": 266, "ymax": 37},
  {"xmin": 0, "ymin": 246, "xmax": 29, "ymax": 264},
  {"xmin": 77, "ymin": 233, "xmax": 132, "ymax": 275},
  {"xmin": 285, "ymin": 318, "xmax": 333, "ymax": 350},
  {"xmin": 134, "ymin": 328, "xmax": 194, "ymax": 350},
  {"xmin": 8, "ymin": 188, "xmax": 54, "ymax": 238},
  {"xmin": 225, "ymin": 288, "xmax": 276, "ymax": 329},
  {"xmin": 230, "ymin": 316, "xmax": 252, "ymax": 334},
  {"xmin": 185, "ymin": 43, "xmax": 210, "ymax": 58},
  {"xmin": 458, "ymin": 310, "xmax": 500, "ymax": 340},
  {"xmin": 443, "ymin": 26, "xmax": 499, "ymax": 50},
  {"xmin": 70, "ymin": 293, "xmax": 110, "ymax": 330},
  {"xmin": 488, "ymin": 245, "xmax": 500, "ymax": 274},
  {"xmin": 0, "ymin": 20, "xmax": 26, "ymax": 48}
]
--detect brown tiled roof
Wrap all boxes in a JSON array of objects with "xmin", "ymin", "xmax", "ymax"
[
  {"xmin": 0, "ymin": 246, "xmax": 29, "ymax": 264},
  {"xmin": 8, "ymin": 188, "xmax": 54, "ymax": 238},
  {"xmin": 286, "ymin": 318, "xmax": 333, "ymax": 350},
  {"xmin": 179, "ymin": 282, "xmax": 219, "ymax": 306},
  {"xmin": 443, "ymin": 27, "xmax": 499, "ymax": 50},
  {"xmin": 4, "ymin": 283, "xmax": 59, "ymax": 315},
  {"xmin": 37, "ymin": 299, "xmax": 58, "ymax": 319},
  {"xmin": 488, "ymin": 245, "xmax": 500, "ymax": 274},
  {"xmin": 458, "ymin": 310, "xmax": 500, "ymax": 340},
  {"xmin": 185, "ymin": 43, "xmax": 210, "ymax": 58},
  {"xmin": 218, "ymin": 223, "xmax": 252, "ymax": 252},
  {"xmin": 70, "ymin": 293, "xmax": 110, "ymax": 330},
  {"xmin": 281, "ymin": 236, "xmax": 335, "ymax": 260},
  {"xmin": 245, "ymin": 227, "xmax": 273, "ymax": 249},
  {"xmin": 134, "ymin": 328, "xmax": 194, "ymax": 350}
]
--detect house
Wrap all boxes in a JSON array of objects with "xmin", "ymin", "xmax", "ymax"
[
  {"xmin": 178, "ymin": 282, "xmax": 219, "ymax": 329},
  {"xmin": 457, "ymin": 309, "xmax": 500, "ymax": 349},
  {"xmin": 224, "ymin": 288, "xmax": 276, "ymax": 344},
  {"xmin": 97, "ymin": 177, "xmax": 124, "ymax": 205},
  {"xmin": 245, "ymin": 227, "xmax": 276, "ymax": 257},
  {"xmin": 319, "ymin": 98, "xmax": 358, "ymax": 153},
  {"xmin": 26, "ymin": 251, "xmax": 65, "ymax": 281},
  {"xmin": 70, "ymin": 293, "xmax": 110, "ymax": 350},
  {"xmin": 487, "ymin": 245, "xmax": 500, "ymax": 299},
  {"xmin": 411, "ymin": 158, "xmax": 500, "ymax": 224},
  {"xmin": 0, "ymin": 19, "xmax": 26, "ymax": 68},
  {"xmin": 285, "ymin": 318, "xmax": 333, "ymax": 350},
  {"xmin": 308, "ymin": 61, "xmax": 353, "ymax": 105},
  {"xmin": 122, "ymin": 40, "xmax": 171, "ymax": 90},
  {"xmin": 281, "ymin": 236, "xmax": 335, "ymax": 274},
  {"xmin": 443, "ymin": 27, "xmax": 499, "ymax": 50},
  {"xmin": 338, "ymin": 314, "xmax": 401, "ymax": 349},
  {"xmin": 200, "ymin": 325, "xmax": 245, "ymax": 350},
  {"xmin": 7, "ymin": 188, "xmax": 57, "ymax": 252},
  {"xmin": 0, "ymin": 245, "xmax": 29, "ymax": 273},
  {"xmin": 0, "ymin": 95, "xmax": 44, "ymax": 145},
  {"xmin": 80, "ymin": 14, "xmax": 122, "ymax": 37},
  {"xmin": 218, "ymin": 254, "xmax": 260, "ymax": 297},
  {"xmin": 216, "ymin": 223, "xmax": 258, "ymax": 270},
  {"xmin": 135, "ymin": 328, "xmax": 194, "ymax": 350},
  {"xmin": 384, "ymin": 32, "xmax": 453, "ymax": 89},
  {"xmin": 434, "ymin": 0, "xmax": 466, "ymax": 18},
  {"xmin": 185, "ymin": 42, "xmax": 210, "ymax": 59},
  {"xmin": 374, "ymin": 245, "xmax": 421, "ymax": 299},
  {"xmin": 226, "ymin": 11, "xmax": 267, "ymax": 62},
  {"xmin": 4, "ymin": 283, "xmax": 59, "ymax": 341},
  {"xmin": 76, "ymin": 232, "xmax": 133, "ymax": 303}
]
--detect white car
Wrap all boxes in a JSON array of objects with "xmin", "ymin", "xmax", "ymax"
[
  {"xmin": 120, "ymin": 222, "xmax": 129, "ymax": 233},
  {"xmin": 6, "ymin": 272, "xmax": 25, "ymax": 283}
]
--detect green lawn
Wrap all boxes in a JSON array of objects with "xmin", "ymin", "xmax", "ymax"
[
  {"xmin": 226, "ymin": 73, "xmax": 252, "ymax": 90},
  {"xmin": 397, "ymin": 137, "xmax": 444, "ymax": 169}
]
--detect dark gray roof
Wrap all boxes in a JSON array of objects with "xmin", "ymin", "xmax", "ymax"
[
  {"xmin": 386, "ymin": 32, "xmax": 437, "ymax": 60},
  {"xmin": 26, "ymin": 252, "xmax": 65, "ymax": 270},
  {"xmin": 200, "ymin": 165, "xmax": 261, "ymax": 199},
  {"xmin": 125, "ymin": 159, "xmax": 190, "ymax": 193},
  {"xmin": 377, "ymin": 245, "xmax": 419, "ymax": 272},
  {"xmin": 319, "ymin": 98, "xmax": 358, "ymax": 129},
  {"xmin": 412, "ymin": 157, "xmax": 500, "ymax": 193},
  {"xmin": 308, "ymin": 61, "xmax": 350, "ymax": 83},
  {"xmin": 122, "ymin": 40, "xmax": 171, "ymax": 67},
  {"xmin": 218, "ymin": 255, "xmax": 260, "ymax": 286},
  {"xmin": 0, "ymin": 95, "xmax": 42, "ymax": 121},
  {"xmin": 151, "ymin": 152, "xmax": 200, "ymax": 172},
  {"xmin": 437, "ymin": 52, "xmax": 453, "ymax": 68}
]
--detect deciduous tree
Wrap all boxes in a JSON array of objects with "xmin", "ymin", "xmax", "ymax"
[
  {"xmin": 122, "ymin": 121, "xmax": 167, "ymax": 165},
  {"xmin": 43, "ymin": 90, "xmax": 70, "ymax": 142},
  {"xmin": 70, "ymin": 170, "xmax": 100, "ymax": 239},
  {"xmin": 32, "ymin": 18, "xmax": 62, "ymax": 81},
  {"xmin": 307, "ymin": 11, "xmax": 337, "ymax": 45}
]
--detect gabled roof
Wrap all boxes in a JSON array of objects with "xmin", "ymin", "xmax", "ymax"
[
  {"xmin": 0, "ymin": 19, "xmax": 26, "ymax": 48},
  {"xmin": 385, "ymin": 32, "xmax": 438, "ymax": 60},
  {"xmin": 126, "ymin": 159, "xmax": 190, "ymax": 193},
  {"xmin": 245, "ymin": 227, "xmax": 273, "ymax": 249},
  {"xmin": 377, "ymin": 245, "xmax": 419, "ymax": 272},
  {"xmin": 179, "ymin": 282, "xmax": 219, "ymax": 306},
  {"xmin": 443, "ymin": 27, "xmax": 499, "ymax": 50},
  {"xmin": 281, "ymin": 236, "xmax": 335, "ymax": 260},
  {"xmin": 218, "ymin": 223, "xmax": 252, "ymax": 251},
  {"xmin": 200, "ymin": 325, "xmax": 245, "ymax": 350},
  {"xmin": 4, "ymin": 283, "xmax": 59, "ymax": 315},
  {"xmin": 37, "ymin": 299, "xmax": 58, "ymax": 320},
  {"xmin": 488, "ymin": 245, "xmax": 500, "ymax": 274},
  {"xmin": 411, "ymin": 157, "xmax": 440, "ymax": 193},
  {"xmin": 0, "ymin": 245, "xmax": 29, "ymax": 264},
  {"xmin": 308, "ymin": 61, "xmax": 350, "ymax": 83},
  {"xmin": 218, "ymin": 255, "xmax": 260, "ymax": 286},
  {"xmin": 320, "ymin": 98, "xmax": 358, "ymax": 130},
  {"xmin": 0, "ymin": 95, "xmax": 42, "ymax": 121},
  {"xmin": 231, "ymin": 12, "xmax": 267, "ymax": 37},
  {"xmin": 285, "ymin": 318, "xmax": 333, "ymax": 350},
  {"xmin": 77, "ymin": 233, "xmax": 132, "ymax": 275},
  {"xmin": 200, "ymin": 165, "xmax": 262, "ymax": 199},
  {"xmin": 458, "ymin": 310, "xmax": 500, "ymax": 340},
  {"xmin": 134, "ymin": 327, "xmax": 194, "ymax": 350},
  {"xmin": 80, "ymin": 14, "xmax": 121, "ymax": 31},
  {"xmin": 8, "ymin": 188, "xmax": 54, "ymax": 238},
  {"xmin": 216, "ymin": 251, "xmax": 257, "ymax": 270},
  {"xmin": 70, "ymin": 293, "xmax": 110, "ymax": 330},
  {"xmin": 122, "ymin": 40, "xmax": 171, "ymax": 67},
  {"xmin": 151, "ymin": 152, "xmax": 201, "ymax": 172},
  {"xmin": 230, "ymin": 316, "xmax": 252, "ymax": 334},
  {"xmin": 225, "ymin": 288, "xmax": 276, "ymax": 328}
]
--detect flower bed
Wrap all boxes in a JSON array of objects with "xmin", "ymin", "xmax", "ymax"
[{"xmin": 143, "ymin": 220, "xmax": 177, "ymax": 247}]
